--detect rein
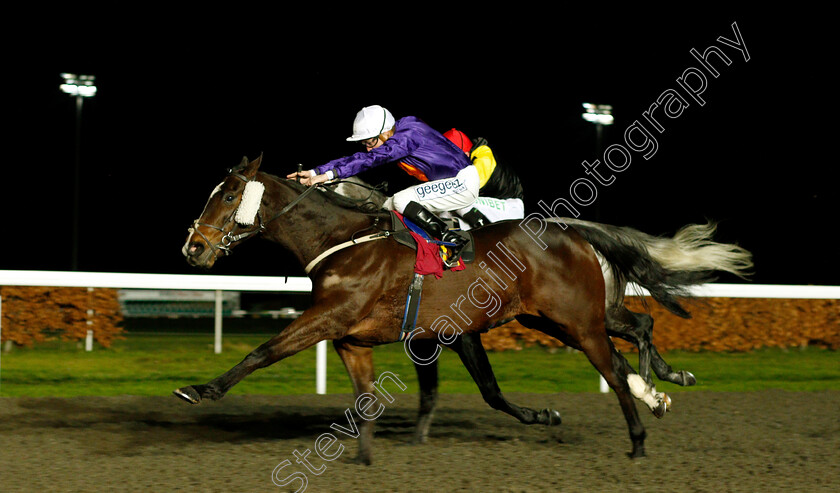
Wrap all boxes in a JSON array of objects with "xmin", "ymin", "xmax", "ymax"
[{"xmin": 262, "ymin": 181, "xmax": 321, "ymax": 224}]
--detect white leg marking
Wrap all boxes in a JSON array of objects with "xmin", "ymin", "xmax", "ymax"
[{"xmin": 627, "ymin": 373, "xmax": 662, "ymax": 411}]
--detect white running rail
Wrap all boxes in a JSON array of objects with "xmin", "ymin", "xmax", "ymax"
[{"xmin": 2, "ymin": 270, "xmax": 838, "ymax": 396}]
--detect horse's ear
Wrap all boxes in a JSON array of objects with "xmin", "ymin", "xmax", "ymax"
[{"xmin": 243, "ymin": 153, "xmax": 263, "ymax": 179}]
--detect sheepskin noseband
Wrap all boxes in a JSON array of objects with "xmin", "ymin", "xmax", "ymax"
[{"xmin": 234, "ymin": 180, "xmax": 265, "ymax": 225}]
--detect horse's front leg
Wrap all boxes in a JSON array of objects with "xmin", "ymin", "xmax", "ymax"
[
  {"xmin": 173, "ymin": 311, "xmax": 334, "ymax": 404},
  {"xmin": 333, "ymin": 340, "xmax": 376, "ymax": 465}
]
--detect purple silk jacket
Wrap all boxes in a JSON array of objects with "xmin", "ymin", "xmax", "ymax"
[{"xmin": 315, "ymin": 116, "xmax": 471, "ymax": 182}]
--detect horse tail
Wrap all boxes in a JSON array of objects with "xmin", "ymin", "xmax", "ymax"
[{"xmin": 558, "ymin": 219, "xmax": 753, "ymax": 318}]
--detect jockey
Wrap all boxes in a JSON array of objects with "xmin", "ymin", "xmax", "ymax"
[
  {"xmin": 442, "ymin": 128, "xmax": 525, "ymax": 229},
  {"xmin": 288, "ymin": 105, "xmax": 479, "ymax": 267}
]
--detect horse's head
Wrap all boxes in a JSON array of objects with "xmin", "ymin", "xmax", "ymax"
[
  {"xmin": 182, "ymin": 154, "xmax": 266, "ymax": 268},
  {"xmin": 183, "ymin": 154, "xmax": 390, "ymax": 271}
]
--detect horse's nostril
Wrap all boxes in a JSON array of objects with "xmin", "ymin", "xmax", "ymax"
[{"xmin": 188, "ymin": 242, "xmax": 204, "ymax": 256}]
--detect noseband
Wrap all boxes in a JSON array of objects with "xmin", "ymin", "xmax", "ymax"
[{"xmin": 189, "ymin": 170, "xmax": 321, "ymax": 258}]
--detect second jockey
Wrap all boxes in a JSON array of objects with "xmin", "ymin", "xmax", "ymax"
[{"xmin": 442, "ymin": 128, "xmax": 525, "ymax": 229}]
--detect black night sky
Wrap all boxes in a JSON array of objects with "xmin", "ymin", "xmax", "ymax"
[{"xmin": 4, "ymin": 11, "xmax": 836, "ymax": 286}]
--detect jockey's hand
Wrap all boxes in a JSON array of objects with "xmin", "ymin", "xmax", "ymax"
[{"xmin": 286, "ymin": 170, "xmax": 329, "ymax": 187}]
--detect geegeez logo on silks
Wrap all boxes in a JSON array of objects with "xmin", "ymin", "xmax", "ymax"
[{"xmin": 414, "ymin": 178, "xmax": 467, "ymax": 201}]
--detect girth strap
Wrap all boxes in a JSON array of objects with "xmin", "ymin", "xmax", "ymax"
[{"xmin": 304, "ymin": 232, "xmax": 390, "ymax": 275}]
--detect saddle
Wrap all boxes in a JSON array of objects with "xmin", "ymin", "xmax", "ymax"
[{"xmin": 389, "ymin": 211, "xmax": 474, "ymax": 341}]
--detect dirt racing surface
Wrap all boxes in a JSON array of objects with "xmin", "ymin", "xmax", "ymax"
[{"xmin": 1, "ymin": 391, "xmax": 838, "ymax": 492}]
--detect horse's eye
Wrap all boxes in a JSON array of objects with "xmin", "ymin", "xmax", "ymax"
[{"xmin": 225, "ymin": 195, "xmax": 235, "ymax": 203}]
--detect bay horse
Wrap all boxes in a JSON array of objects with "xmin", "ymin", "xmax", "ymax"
[{"xmin": 176, "ymin": 155, "xmax": 752, "ymax": 462}]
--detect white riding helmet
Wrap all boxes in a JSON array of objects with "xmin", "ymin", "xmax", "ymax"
[{"xmin": 346, "ymin": 105, "xmax": 395, "ymax": 141}]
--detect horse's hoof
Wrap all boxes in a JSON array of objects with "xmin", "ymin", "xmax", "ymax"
[
  {"xmin": 173, "ymin": 386, "xmax": 201, "ymax": 405},
  {"xmin": 539, "ymin": 408, "xmax": 562, "ymax": 426},
  {"xmin": 652, "ymin": 393, "xmax": 671, "ymax": 419},
  {"xmin": 681, "ymin": 371, "xmax": 697, "ymax": 386}
]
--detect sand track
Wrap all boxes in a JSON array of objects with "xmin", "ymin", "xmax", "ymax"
[{"xmin": 1, "ymin": 391, "xmax": 838, "ymax": 492}]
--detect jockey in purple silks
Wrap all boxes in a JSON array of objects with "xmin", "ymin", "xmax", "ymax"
[{"xmin": 288, "ymin": 105, "xmax": 479, "ymax": 267}]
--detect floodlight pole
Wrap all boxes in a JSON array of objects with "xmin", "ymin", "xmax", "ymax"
[
  {"xmin": 61, "ymin": 74, "xmax": 96, "ymax": 271},
  {"xmin": 71, "ymin": 94, "xmax": 83, "ymax": 271}
]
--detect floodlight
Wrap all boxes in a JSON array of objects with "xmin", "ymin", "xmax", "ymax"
[
  {"xmin": 60, "ymin": 73, "xmax": 97, "ymax": 97},
  {"xmin": 582, "ymin": 103, "xmax": 614, "ymax": 125}
]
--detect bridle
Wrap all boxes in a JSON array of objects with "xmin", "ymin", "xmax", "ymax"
[{"xmin": 189, "ymin": 170, "xmax": 320, "ymax": 258}]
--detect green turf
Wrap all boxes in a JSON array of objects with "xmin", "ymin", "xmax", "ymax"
[{"xmin": 0, "ymin": 333, "xmax": 837, "ymax": 397}]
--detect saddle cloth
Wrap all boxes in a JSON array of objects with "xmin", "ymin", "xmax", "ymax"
[{"xmin": 392, "ymin": 211, "xmax": 466, "ymax": 278}]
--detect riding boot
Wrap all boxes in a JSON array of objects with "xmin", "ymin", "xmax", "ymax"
[
  {"xmin": 460, "ymin": 207, "xmax": 490, "ymax": 229},
  {"xmin": 403, "ymin": 201, "xmax": 468, "ymax": 268}
]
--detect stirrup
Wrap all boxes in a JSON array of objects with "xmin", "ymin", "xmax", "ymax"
[
  {"xmin": 440, "ymin": 234, "xmax": 466, "ymax": 268},
  {"xmin": 440, "ymin": 245, "xmax": 456, "ymax": 267}
]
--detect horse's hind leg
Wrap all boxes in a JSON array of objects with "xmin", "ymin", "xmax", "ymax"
[
  {"xmin": 607, "ymin": 305, "xmax": 696, "ymax": 387},
  {"xmin": 450, "ymin": 332, "xmax": 562, "ymax": 426},
  {"xmin": 641, "ymin": 314, "xmax": 696, "ymax": 387},
  {"xmin": 610, "ymin": 342, "xmax": 671, "ymax": 418},
  {"xmin": 580, "ymin": 331, "xmax": 647, "ymax": 458},
  {"xmin": 519, "ymin": 314, "xmax": 645, "ymax": 457},
  {"xmin": 411, "ymin": 339, "xmax": 440, "ymax": 444},
  {"xmin": 333, "ymin": 340, "xmax": 376, "ymax": 465},
  {"xmin": 607, "ymin": 306, "xmax": 651, "ymax": 385}
]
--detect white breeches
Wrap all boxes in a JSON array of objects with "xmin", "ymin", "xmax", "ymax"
[
  {"xmin": 385, "ymin": 165, "xmax": 480, "ymax": 214},
  {"xmin": 444, "ymin": 196, "xmax": 525, "ymax": 230}
]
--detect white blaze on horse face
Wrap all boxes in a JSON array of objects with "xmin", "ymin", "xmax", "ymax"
[
  {"xmin": 181, "ymin": 226, "xmax": 194, "ymax": 257},
  {"xmin": 182, "ymin": 181, "xmax": 225, "ymax": 256}
]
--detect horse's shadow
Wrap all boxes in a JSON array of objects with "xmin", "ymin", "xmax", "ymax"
[{"xmin": 11, "ymin": 395, "xmax": 567, "ymax": 458}]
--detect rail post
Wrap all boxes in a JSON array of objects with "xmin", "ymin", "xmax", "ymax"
[{"xmin": 214, "ymin": 290, "xmax": 223, "ymax": 354}]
